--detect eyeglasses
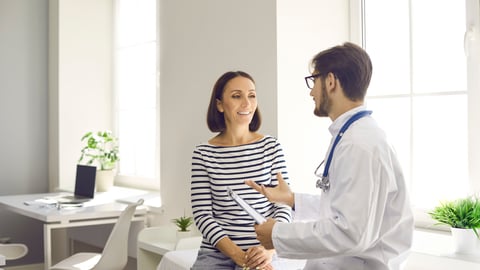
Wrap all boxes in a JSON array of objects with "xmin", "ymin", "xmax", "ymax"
[
  {"xmin": 314, "ymin": 160, "xmax": 330, "ymax": 192},
  {"xmin": 304, "ymin": 73, "xmax": 322, "ymax": 89}
]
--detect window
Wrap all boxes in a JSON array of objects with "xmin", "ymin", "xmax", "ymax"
[
  {"xmin": 358, "ymin": 0, "xmax": 480, "ymax": 216},
  {"xmin": 113, "ymin": 0, "xmax": 159, "ymax": 190}
]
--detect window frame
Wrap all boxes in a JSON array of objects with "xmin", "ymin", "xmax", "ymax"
[{"xmin": 351, "ymin": 0, "xmax": 480, "ymax": 229}]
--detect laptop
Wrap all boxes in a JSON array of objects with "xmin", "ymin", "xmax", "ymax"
[{"xmin": 55, "ymin": 164, "xmax": 97, "ymax": 204}]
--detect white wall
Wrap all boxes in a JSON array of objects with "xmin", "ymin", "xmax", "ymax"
[
  {"xmin": 0, "ymin": 0, "xmax": 49, "ymax": 266},
  {"xmin": 49, "ymin": 0, "xmax": 113, "ymax": 191},
  {"xmin": 276, "ymin": 0, "xmax": 350, "ymax": 193}
]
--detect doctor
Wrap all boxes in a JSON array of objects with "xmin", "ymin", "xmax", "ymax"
[{"xmin": 246, "ymin": 42, "xmax": 414, "ymax": 270}]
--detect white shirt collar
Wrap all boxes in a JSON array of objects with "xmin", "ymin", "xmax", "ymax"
[{"xmin": 328, "ymin": 105, "xmax": 367, "ymax": 136}]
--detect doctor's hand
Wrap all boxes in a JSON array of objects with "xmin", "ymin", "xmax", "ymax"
[
  {"xmin": 254, "ymin": 218, "xmax": 276, "ymax": 250},
  {"xmin": 245, "ymin": 173, "xmax": 295, "ymax": 208}
]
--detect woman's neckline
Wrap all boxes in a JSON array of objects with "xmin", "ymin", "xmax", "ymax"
[{"xmin": 207, "ymin": 133, "xmax": 266, "ymax": 147}]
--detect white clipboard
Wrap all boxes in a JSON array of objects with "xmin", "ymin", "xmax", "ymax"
[{"xmin": 227, "ymin": 187, "xmax": 266, "ymax": 224}]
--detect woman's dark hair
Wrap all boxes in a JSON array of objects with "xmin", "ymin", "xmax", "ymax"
[
  {"xmin": 206, "ymin": 71, "xmax": 262, "ymax": 133},
  {"xmin": 311, "ymin": 42, "xmax": 372, "ymax": 101}
]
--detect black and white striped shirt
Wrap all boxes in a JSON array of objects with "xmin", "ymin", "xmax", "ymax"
[{"xmin": 191, "ymin": 135, "xmax": 292, "ymax": 251}]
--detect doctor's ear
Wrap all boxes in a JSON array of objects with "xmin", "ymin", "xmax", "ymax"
[
  {"xmin": 327, "ymin": 72, "xmax": 342, "ymax": 92},
  {"xmin": 326, "ymin": 73, "xmax": 337, "ymax": 87}
]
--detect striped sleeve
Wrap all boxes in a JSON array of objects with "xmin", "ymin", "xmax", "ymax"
[{"xmin": 190, "ymin": 148, "xmax": 227, "ymax": 246}]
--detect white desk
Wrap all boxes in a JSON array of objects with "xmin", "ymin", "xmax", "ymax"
[{"xmin": 0, "ymin": 187, "xmax": 150, "ymax": 270}]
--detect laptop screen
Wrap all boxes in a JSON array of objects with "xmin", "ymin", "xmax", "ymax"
[{"xmin": 74, "ymin": 165, "xmax": 97, "ymax": 198}]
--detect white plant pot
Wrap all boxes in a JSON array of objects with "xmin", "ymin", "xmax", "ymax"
[
  {"xmin": 450, "ymin": 227, "xmax": 479, "ymax": 254},
  {"xmin": 95, "ymin": 170, "xmax": 115, "ymax": 192},
  {"xmin": 176, "ymin": 230, "xmax": 192, "ymax": 240}
]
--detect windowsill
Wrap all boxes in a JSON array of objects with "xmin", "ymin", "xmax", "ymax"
[
  {"xmin": 109, "ymin": 186, "xmax": 162, "ymax": 210},
  {"xmin": 412, "ymin": 228, "xmax": 480, "ymax": 264}
]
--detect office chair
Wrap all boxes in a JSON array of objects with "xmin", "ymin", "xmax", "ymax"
[
  {"xmin": 0, "ymin": 242, "xmax": 28, "ymax": 268},
  {"xmin": 49, "ymin": 199, "xmax": 144, "ymax": 270}
]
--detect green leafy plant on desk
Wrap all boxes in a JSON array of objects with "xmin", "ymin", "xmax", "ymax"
[
  {"xmin": 172, "ymin": 216, "xmax": 194, "ymax": 232},
  {"xmin": 78, "ymin": 130, "xmax": 119, "ymax": 192}
]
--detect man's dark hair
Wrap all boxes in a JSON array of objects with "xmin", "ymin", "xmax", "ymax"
[{"xmin": 311, "ymin": 42, "xmax": 373, "ymax": 101}]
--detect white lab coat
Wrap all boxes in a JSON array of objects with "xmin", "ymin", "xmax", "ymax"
[{"xmin": 272, "ymin": 106, "xmax": 414, "ymax": 270}]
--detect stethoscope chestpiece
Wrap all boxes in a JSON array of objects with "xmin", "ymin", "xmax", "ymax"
[{"xmin": 316, "ymin": 176, "xmax": 330, "ymax": 192}]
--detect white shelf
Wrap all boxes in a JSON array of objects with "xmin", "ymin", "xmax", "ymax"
[
  {"xmin": 412, "ymin": 229, "xmax": 480, "ymax": 263},
  {"xmin": 138, "ymin": 240, "xmax": 176, "ymax": 255},
  {"xmin": 405, "ymin": 229, "xmax": 480, "ymax": 269}
]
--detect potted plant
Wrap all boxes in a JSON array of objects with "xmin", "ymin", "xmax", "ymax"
[
  {"xmin": 429, "ymin": 196, "xmax": 480, "ymax": 254},
  {"xmin": 78, "ymin": 130, "xmax": 119, "ymax": 192},
  {"xmin": 172, "ymin": 215, "xmax": 194, "ymax": 239}
]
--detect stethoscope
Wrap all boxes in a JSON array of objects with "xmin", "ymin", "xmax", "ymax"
[{"xmin": 315, "ymin": 110, "xmax": 373, "ymax": 192}]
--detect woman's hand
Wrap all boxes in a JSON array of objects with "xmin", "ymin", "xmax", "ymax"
[{"xmin": 243, "ymin": 245, "xmax": 275, "ymax": 270}]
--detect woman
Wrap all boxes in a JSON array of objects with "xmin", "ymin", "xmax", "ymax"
[{"xmin": 190, "ymin": 71, "xmax": 292, "ymax": 270}]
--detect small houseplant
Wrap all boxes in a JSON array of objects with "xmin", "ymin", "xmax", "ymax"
[
  {"xmin": 429, "ymin": 196, "xmax": 480, "ymax": 253},
  {"xmin": 78, "ymin": 130, "xmax": 119, "ymax": 191},
  {"xmin": 172, "ymin": 215, "xmax": 194, "ymax": 232},
  {"xmin": 172, "ymin": 215, "xmax": 194, "ymax": 240}
]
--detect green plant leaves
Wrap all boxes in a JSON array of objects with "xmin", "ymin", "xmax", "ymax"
[
  {"xmin": 78, "ymin": 130, "xmax": 119, "ymax": 171},
  {"xmin": 172, "ymin": 216, "xmax": 194, "ymax": 232}
]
